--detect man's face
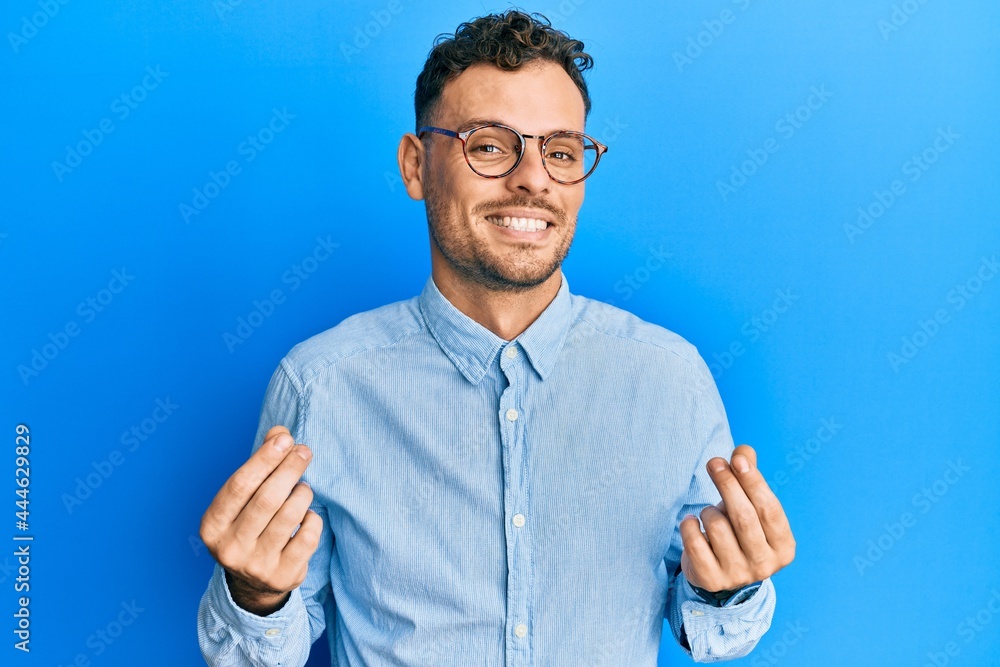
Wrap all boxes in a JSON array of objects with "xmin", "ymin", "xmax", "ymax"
[{"xmin": 420, "ymin": 60, "xmax": 587, "ymax": 293}]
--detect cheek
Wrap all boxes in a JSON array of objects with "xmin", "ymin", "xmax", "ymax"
[{"xmin": 558, "ymin": 192, "xmax": 584, "ymax": 225}]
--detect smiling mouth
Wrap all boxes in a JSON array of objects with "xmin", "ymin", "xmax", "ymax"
[{"xmin": 485, "ymin": 215, "xmax": 551, "ymax": 232}]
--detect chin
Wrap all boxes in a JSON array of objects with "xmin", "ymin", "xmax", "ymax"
[{"xmin": 475, "ymin": 261, "xmax": 560, "ymax": 292}]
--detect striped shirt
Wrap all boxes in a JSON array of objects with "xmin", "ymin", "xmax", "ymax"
[{"xmin": 197, "ymin": 270, "xmax": 776, "ymax": 665}]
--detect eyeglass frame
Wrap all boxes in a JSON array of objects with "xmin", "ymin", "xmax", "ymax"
[{"xmin": 417, "ymin": 122, "xmax": 608, "ymax": 185}]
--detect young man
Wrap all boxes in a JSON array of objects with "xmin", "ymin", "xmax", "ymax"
[{"xmin": 197, "ymin": 10, "xmax": 795, "ymax": 665}]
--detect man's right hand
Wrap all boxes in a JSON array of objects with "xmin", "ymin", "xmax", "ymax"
[{"xmin": 200, "ymin": 425, "xmax": 323, "ymax": 616}]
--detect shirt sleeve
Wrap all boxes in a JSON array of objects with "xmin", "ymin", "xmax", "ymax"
[
  {"xmin": 669, "ymin": 569, "xmax": 775, "ymax": 662},
  {"xmin": 197, "ymin": 359, "xmax": 336, "ymax": 666},
  {"xmin": 662, "ymin": 357, "xmax": 777, "ymax": 662}
]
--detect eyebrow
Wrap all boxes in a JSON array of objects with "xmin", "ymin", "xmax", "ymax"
[
  {"xmin": 456, "ymin": 117, "xmax": 579, "ymax": 135},
  {"xmin": 456, "ymin": 117, "xmax": 506, "ymax": 132}
]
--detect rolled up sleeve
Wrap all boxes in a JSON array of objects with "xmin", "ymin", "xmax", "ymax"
[
  {"xmin": 667, "ymin": 570, "xmax": 776, "ymax": 662},
  {"xmin": 197, "ymin": 564, "xmax": 314, "ymax": 665}
]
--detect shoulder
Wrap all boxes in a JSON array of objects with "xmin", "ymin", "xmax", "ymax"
[
  {"xmin": 279, "ymin": 294, "xmax": 425, "ymax": 389},
  {"xmin": 569, "ymin": 294, "xmax": 709, "ymax": 377}
]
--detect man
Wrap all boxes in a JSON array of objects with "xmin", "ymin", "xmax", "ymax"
[{"xmin": 197, "ymin": 10, "xmax": 795, "ymax": 665}]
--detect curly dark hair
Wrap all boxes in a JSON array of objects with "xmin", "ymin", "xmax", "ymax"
[{"xmin": 414, "ymin": 9, "xmax": 594, "ymax": 132}]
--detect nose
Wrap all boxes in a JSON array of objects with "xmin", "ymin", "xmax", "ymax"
[{"xmin": 505, "ymin": 136, "xmax": 551, "ymax": 195}]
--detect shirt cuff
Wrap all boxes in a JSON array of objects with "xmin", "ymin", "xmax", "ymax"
[
  {"xmin": 671, "ymin": 573, "xmax": 776, "ymax": 662},
  {"xmin": 198, "ymin": 564, "xmax": 307, "ymax": 656}
]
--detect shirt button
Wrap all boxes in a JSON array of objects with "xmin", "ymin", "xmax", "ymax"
[
  {"xmin": 264, "ymin": 628, "xmax": 281, "ymax": 637},
  {"xmin": 514, "ymin": 623, "xmax": 528, "ymax": 638},
  {"xmin": 506, "ymin": 408, "xmax": 518, "ymax": 421},
  {"xmin": 512, "ymin": 513, "xmax": 525, "ymax": 527},
  {"xmin": 505, "ymin": 346, "xmax": 518, "ymax": 358},
  {"xmin": 690, "ymin": 610, "xmax": 705, "ymax": 617}
]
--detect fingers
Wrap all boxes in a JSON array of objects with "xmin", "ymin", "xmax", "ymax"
[
  {"xmin": 732, "ymin": 444, "xmax": 757, "ymax": 470},
  {"xmin": 281, "ymin": 508, "xmax": 324, "ymax": 584},
  {"xmin": 682, "ymin": 446, "xmax": 796, "ymax": 591},
  {"xmin": 263, "ymin": 424, "xmax": 291, "ymax": 442},
  {"xmin": 679, "ymin": 514, "xmax": 721, "ymax": 586},
  {"xmin": 259, "ymin": 481, "xmax": 315, "ymax": 553},
  {"xmin": 232, "ymin": 445, "xmax": 313, "ymax": 542},
  {"xmin": 198, "ymin": 425, "xmax": 324, "ymax": 602},
  {"xmin": 203, "ymin": 427, "xmax": 296, "ymax": 533},
  {"xmin": 721, "ymin": 446, "xmax": 795, "ymax": 556},
  {"xmin": 698, "ymin": 505, "xmax": 750, "ymax": 575},
  {"xmin": 705, "ymin": 451, "xmax": 770, "ymax": 558}
]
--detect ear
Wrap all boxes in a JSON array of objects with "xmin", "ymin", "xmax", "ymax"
[{"xmin": 397, "ymin": 133, "xmax": 425, "ymax": 201}]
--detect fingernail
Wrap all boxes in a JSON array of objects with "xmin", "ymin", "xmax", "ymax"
[
  {"xmin": 275, "ymin": 435, "xmax": 293, "ymax": 452},
  {"xmin": 296, "ymin": 446, "xmax": 312, "ymax": 461},
  {"xmin": 733, "ymin": 455, "xmax": 749, "ymax": 473},
  {"xmin": 709, "ymin": 460, "xmax": 726, "ymax": 473}
]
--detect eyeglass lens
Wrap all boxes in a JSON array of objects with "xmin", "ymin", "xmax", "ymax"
[{"xmin": 465, "ymin": 126, "xmax": 599, "ymax": 182}]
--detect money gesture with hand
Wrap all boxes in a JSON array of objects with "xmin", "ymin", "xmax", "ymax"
[
  {"xmin": 200, "ymin": 425, "xmax": 323, "ymax": 615},
  {"xmin": 679, "ymin": 445, "xmax": 796, "ymax": 594}
]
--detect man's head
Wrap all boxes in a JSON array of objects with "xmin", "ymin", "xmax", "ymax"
[{"xmin": 398, "ymin": 10, "xmax": 599, "ymax": 295}]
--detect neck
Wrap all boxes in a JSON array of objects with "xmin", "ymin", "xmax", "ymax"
[{"xmin": 431, "ymin": 263, "xmax": 562, "ymax": 341}]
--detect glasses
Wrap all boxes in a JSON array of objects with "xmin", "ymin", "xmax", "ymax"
[{"xmin": 418, "ymin": 123, "xmax": 608, "ymax": 185}]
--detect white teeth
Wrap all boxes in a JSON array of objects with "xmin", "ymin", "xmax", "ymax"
[{"xmin": 487, "ymin": 216, "xmax": 548, "ymax": 232}]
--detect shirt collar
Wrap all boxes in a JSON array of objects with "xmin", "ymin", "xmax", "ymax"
[{"xmin": 418, "ymin": 271, "xmax": 574, "ymax": 384}]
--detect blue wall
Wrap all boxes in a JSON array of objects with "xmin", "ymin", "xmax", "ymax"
[{"xmin": 3, "ymin": 1, "xmax": 998, "ymax": 665}]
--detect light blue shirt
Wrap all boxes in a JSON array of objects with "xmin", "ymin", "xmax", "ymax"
[{"xmin": 198, "ymin": 271, "xmax": 776, "ymax": 665}]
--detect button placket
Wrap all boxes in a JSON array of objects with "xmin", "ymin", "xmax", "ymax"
[{"xmin": 498, "ymin": 343, "xmax": 532, "ymax": 663}]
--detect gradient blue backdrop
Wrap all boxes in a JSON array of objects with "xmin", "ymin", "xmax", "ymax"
[{"xmin": 3, "ymin": 1, "xmax": 999, "ymax": 665}]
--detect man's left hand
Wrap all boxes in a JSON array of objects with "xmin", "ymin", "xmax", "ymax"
[{"xmin": 679, "ymin": 445, "xmax": 796, "ymax": 593}]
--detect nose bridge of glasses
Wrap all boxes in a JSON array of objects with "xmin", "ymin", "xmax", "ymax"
[
  {"xmin": 460, "ymin": 124, "xmax": 600, "ymax": 183},
  {"xmin": 522, "ymin": 133, "xmax": 548, "ymax": 162},
  {"xmin": 512, "ymin": 133, "xmax": 556, "ymax": 185}
]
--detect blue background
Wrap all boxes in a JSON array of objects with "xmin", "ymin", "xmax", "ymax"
[{"xmin": 3, "ymin": 1, "xmax": 999, "ymax": 665}]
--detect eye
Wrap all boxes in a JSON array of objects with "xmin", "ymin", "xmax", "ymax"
[
  {"xmin": 547, "ymin": 150, "xmax": 576, "ymax": 162},
  {"xmin": 545, "ymin": 135, "xmax": 584, "ymax": 163},
  {"xmin": 545, "ymin": 147, "xmax": 578, "ymax": 163}
]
